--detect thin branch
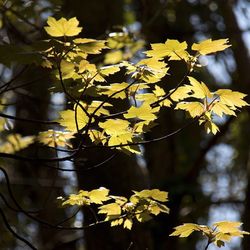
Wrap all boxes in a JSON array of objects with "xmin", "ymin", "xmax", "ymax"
[
  {"xmin": 0, "ymin": 207, "xmax": 37, "ymax": 250},
  {"xmin": 0, "ymin": 112, "xmax": 57, "ymax": 125}
]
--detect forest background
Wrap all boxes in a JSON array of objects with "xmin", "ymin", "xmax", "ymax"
[{"xmin": 0, "ymin": 0, "xmax": 250, "ymax": 250}]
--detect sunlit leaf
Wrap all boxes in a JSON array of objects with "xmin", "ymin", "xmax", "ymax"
[
  {"xmin": 188, "ymin": 77, "xmax": 212, "ymax": 99},
  {"xmin": 123, "ymin": 218, "xmax": 133, "ymax": 230},
  {"xmin": 0, "ymin": 134, "xmax": 34, "ymax": 153},
  {"xmin": 175, "ymin": 101, "xmax": 204, "ymax": 118},
  {"xmin": 192, "ymin": 38, "xmax": 230, "ymax": 55},
  {"xmin": 45, "ymin": 17, "xmax": 82, "ymax": 37},
  {"xmin": 98, "ymin": 203, "xmax": 122, "ymax": 216},
  {"xmin": 37, "ymin": 130, "xmax": 73, "ymax": 147},
  {"xmin": 124, "ymin": 103, "xmax": 159, "ymax": 121},
  {"xmin": 88, "ymin": 187, "xmax": 110, "ymax": 204},
  {"xmin": 57, "ymin": 107, "xmax": 89, "ymax": 132},
  {"xmin": 145, "ymin": 39, "xmax": 188, "ymax": 61},
  {"xmin": 215, "ymin": 89, "xmax": 249, "ymax": 109},
  {"xmin": 210, "ymin": 101, "xmax": 236, "ymax": 117}
]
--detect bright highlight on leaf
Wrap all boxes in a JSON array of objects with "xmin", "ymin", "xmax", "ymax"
[
  {"xmin": 37, "ymin": 130, "xmax": 73, "ymax": 148},
  {"xmin": 192, "ymin": 38, "xmax": 231, "ymax": 55},
  {"xmin": 62, "ymin": 187, "xmax": 169, "ymax": 230},
  {"xmin": 145, "ymin": 39, "xmax": 188, "ymax": 61},
  {"xmin": 45, "ymin": 17, "xmax": 82, "ymax": 37},
  {"xmin": 174, "ymin": 77, "xmax": 248, "ymax": 134},
  {"xmin": 170, "ymin": 221, "xmax": 249, "ymax": 248}
]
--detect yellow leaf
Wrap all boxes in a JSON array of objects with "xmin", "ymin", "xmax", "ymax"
[
  {"xmin": 0, "ymin": 134, "xmax": 34, "ymax": 153},
  {"xmin": 88, "ymin": 187, "xmax": 110, "ymax": 204},
  {"xmin": 123, "ymin": 218, "xmax": 133, "ymax": 230},
  {"xmin": 98, "ymin": 82, "xmax": 129, "ymax": 99},
  {"xmin": 104, "ymin": 50, "xmax": 123, "ymax": 64},
  {"xmin": 37, "ymin": 130, "xmax": 73, "ymax": 147},
  {"xmin": 99, "ymin": 119, "xmax": 130, "ymax": 135},
  {"xmin": 192, "ymin": 38, "xmax": 231, "ymax": 55},
  {"xmin": 133, "ymin": 189, "xmax": 168, "ymax": 202},
  {"xmin": 175, "ymin": 102, "xmax": 204, "ymax": 118},
  {"xmin": 145, "ymin": 39, "xmax": 188, "ymax": 61},
  {"xmin": 108, "ymin": 132, "xmax": 133, "ymax": 146},
  {"xmin": 216, "ymin": 89, "xmax": 249, "ymax": 109},
  {"xmin": 99, "ymin": 65, "xmax": 121, "ymax": 77},
  {"xmin": 213, "ymin": 221, "xmax": 250, "ymax": 247},
  {"xmin": 204, "ymin": 120, "xmax": 219, "ymax": 135},
  {"xmin": 188, "ymin": 77, "xmax": 212, "ymax": 99},
  {"xmin": 44, "ymin": 17, "xmax": 82, "ymax": 37},
  {"xmin": 82, "ymin": 101, "xmax": 111, "ymax": 116},
  {"xmin": 135, "ymin": 93, "xmax": 158, "ymax": 104},
  {"xmin": 58, "ymin": 60, "xmax": 76, "ymax": 80},
  {"xmin": 170, "ymin": 223, "xmax": 206, "ymax": 237},
  {"xmin": 75, "ymin": 39, "xmax": 107, "ymax": 55},
  {"xmin": 62, "ymin": 190, "xmax": 90, "ymax": 206},
  {"xmin": 170, "ymin": 85, "xmax": 192, "ymax": 102},
  {"xmin": 88, "ymin": 129, "xmax": 106, "ymax": 144},
  {"xmin": 213, "ymin": 221, "xmax": 244, "ymax": 234},
  {"xmin": 124, "ymin": 103, "xmax": 159, "ymax": 121},
  {"xmin": 98, "ymin": 203, "xmax": 121, "ymax": 216},
  {"xmin": 110, "ymin": 218, "xmax": 124, "ymax": 226},
  {"xmin": 136, "ymin": 58, "xmax": 169, "ymax": 83},
  {"xmin": 57, "ymin": 108, "xmax": 89, "ymax": 132},
  {"xmin": 210, "ymin": 101, "xmax": 236, "ymax": 117}
]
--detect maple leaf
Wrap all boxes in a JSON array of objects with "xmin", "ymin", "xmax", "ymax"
[
  {"xmin": 188, "ymin": 76, "xmax": 212, "ymax": 99},
  {"xmin": 98, "ymin": 203, "xmax": 122, "ymax": 216},
  {"xmin": 98, "ymin": 82, "xmax": 129, "ymax": 99},
  {"xmin": 170, "ymin": 223, "xmax": 210, "ymax": 237},
  {"xmin": 133, "ymin": 189, "xmax": 168, "ymax": 202},
  {"xmin": 145, "ymin": 39, "xmax": 189, "ymax": 61},
  {"xmin": 123, "ymin": 218, "xmax": 133, "ymax": 230},
  {"xmin": 57, "ymin": 107, "xmax": 89, "ymax": 132},
  {"xmin": 62, "ymin": 190, "xmax": 90, "ymax": 206},
  {"xmin": 99, "ymin": 119, "xmax": 130, "ymax": 136},
  {"xmin": 88, "ymin": 187, "xmax": 110, "ymax": 204},
  {"xmin": 45, "ymin": 17, "xmax": 82, "ymax": 37},
  {"xmin": 37, "ymin": 130, "xmax": 73, "ymax": 147},
  {"xmin": 192, "ymin": 38, "xmax": 231, "ymax": 55},
  {"xmin": 210, "ymin": 101, "xmax": 236, "ymax": 117},
  {"xmin": 171, "ymin": 221, "xmax": 249, "ymax": 248},
  {"xmin": 104, "ymin": 50, "xmax": 123, "ymax": 64},
  {"xmin": 0, "ymin": 134, "xmax": 34, "ymax": 153},
  {"xmin": 57, "ymin": 60, "xmax": 76, "ymax": 79},
  {"xmin": 170, "ymin": 85, "xmax": 192, "ymax": 102},
  {"xmin": 215, "ymin": 89, "xmax": 249, "ymax": 109},
  {"xmin": 74, "ymin": 38, "xmax": 107, "ymax": 54},
  {"xmin": 124, "ymin": 103, "xmax": 159, "ymax": 121},
  {"xmin": 175, "ymin": 101, "xmax": 204, "ymax": 118}
]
